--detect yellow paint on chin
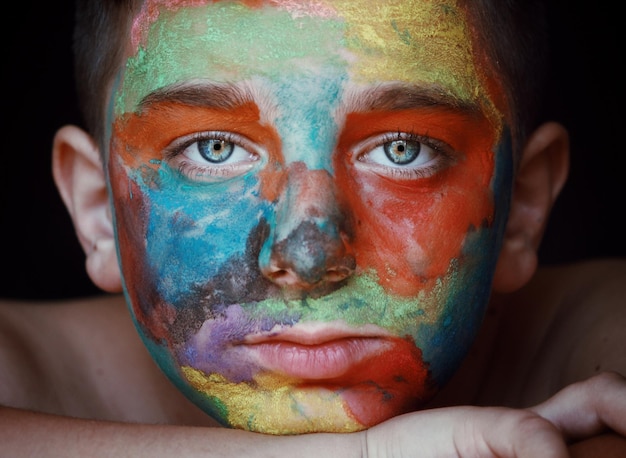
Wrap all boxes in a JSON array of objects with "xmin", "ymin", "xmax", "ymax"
[{"xmin": 182, "ymin": 367, "xmax": 363, "ymax": 434}]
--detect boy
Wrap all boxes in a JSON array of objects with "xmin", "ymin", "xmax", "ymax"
[{"xmin": 1, "ymin": 0, "xmax": 625, "ymax": 456}]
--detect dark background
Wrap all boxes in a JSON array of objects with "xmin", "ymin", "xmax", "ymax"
[{"xmin": 2, "ymin": 1, "xmax": 624, "ymax": 300}]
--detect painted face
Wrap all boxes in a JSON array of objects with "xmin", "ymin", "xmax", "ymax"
[{"xmin": 107, "ymin": 0, "xmax": 512, "ymax": 434}]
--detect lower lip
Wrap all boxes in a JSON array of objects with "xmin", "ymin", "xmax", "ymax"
[{"xmin": 246, "ymin": 338, "xmax": 390, "ymax": 380}]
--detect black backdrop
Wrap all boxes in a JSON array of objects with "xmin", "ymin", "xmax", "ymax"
[{"xmin": 2, "ymin": 1, "xmax": 625, "ymax": 300}]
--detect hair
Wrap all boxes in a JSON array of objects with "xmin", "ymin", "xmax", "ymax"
[
  {"xmin": 72, "ymin": 0, "xmax": 549, "ymax": 157},
  {"xmin": 459, "ymin": 0, "xmax": 549, "ymax": 159},
  {"xmin": 73, "ymin": 0, "xmax": 141, "ymax": 145}
]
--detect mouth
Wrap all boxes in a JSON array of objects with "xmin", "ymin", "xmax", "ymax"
[{"xmin": 241, "ymin": 322, "xmax": 394, "ymax": 380}]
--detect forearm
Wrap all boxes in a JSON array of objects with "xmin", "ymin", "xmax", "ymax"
[
  {"xmin": 4, "ymin": 372, "xmax": 624, "ymax": 458},
  {"xmin": 0, "ymin": 406, "xmax": 363, "ymax": 458}
]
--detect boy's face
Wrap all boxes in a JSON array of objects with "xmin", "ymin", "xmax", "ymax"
[{"xmin": 107, "ymin": 0, "xmax": 512, "ymax": 434}]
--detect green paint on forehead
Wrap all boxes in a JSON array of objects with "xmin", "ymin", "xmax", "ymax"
[
  {"xmin": 115, "ymin": 2, "xmax": 348, "ymax": 115},
  {"xmin": 115, "ymin": 0, "xmax": 500, "ymax": 123}
]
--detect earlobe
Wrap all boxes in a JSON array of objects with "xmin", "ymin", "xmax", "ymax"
[
  {"xmin": 492, "ymin": 122, "xmax": 570, "ymax": 293},
  {"xmin": 52, "ymin": 125, "xmax": 123, "ymax": 293}
]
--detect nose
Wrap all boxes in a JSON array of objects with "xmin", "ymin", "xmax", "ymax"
[{"xmin": 259, "ymin": 162, "xmax": 355, "ymax": 291}]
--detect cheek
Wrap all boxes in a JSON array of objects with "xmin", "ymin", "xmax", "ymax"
[
  {"xmin": 108, "ymin": 158, "xmax": 149, "ymax": 278},
  {"xmin": 108, "ymin": 156, "xmax": 267, "ymax": 305},
  {"xmin": 336, "ymin": 150, "xmax": 495, "ymax": 296}
]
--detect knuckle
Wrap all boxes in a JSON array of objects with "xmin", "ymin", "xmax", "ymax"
[
  {"xmin": 515, "ymin": 411, "xmax": 556, "ymax": 434},
  {"xmin": 578, "ymin": 371, "xmax": 626, "ymax": 393}
]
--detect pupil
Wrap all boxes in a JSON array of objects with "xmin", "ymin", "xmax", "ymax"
[
  {"xmin": 384, "ymin": 139, "xmax": 420, "ymax": 165},
  {"xmin": 198, "ymin": 139, "xmax": 234, "ymax": 163}
]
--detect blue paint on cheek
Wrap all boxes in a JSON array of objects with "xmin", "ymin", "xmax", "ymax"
[
  {"xmin": 136, "ymin": 165, "xmax": 271, "ymax": 306},
  {"xmin": 417, "ymin": 229, "xmax": 496, "ymax": 385},
  {"xmin": 416, "ymin": 132, "xmax": 515, "ymax": 386}
]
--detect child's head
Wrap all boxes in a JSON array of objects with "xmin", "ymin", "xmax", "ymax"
[{"xmin": 55, "ymin": 0, "xmax": 568, "ymax": 434}]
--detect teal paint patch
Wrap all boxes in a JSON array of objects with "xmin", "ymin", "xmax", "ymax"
[{"xmin": 271, "ymin": 72, "xmax": 347, "ymax": 171}]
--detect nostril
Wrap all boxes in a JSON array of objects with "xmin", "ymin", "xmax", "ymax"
[
  {"xmin": 259, "ymin": 220, "xmax": 355, "ymax": 289},
  {"xmin": 266, "ymin": 269, "xmax": 295, "ymax": 286},
  {"xmin": 324, "ymin": 266, "xmax": 353, "ymax": 282},
  {"xmin": 262, "ymin": 257, "xmax": 355, "ymax": 289}
]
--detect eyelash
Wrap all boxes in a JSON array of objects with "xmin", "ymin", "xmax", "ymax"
[
  {"xmin": 163, "ymin": 131, "xmax": 243, "ymax": 159},
  {"xmin": 161, "ymin": 129, "xmax": 454, "ymax": 184},
  {"xmin": 164, "ymin": 131, "xmax": 260, "ymax": 181},
  {"xmin": 354, "ymin": 131, "xmax": 456, "ymax": 180}
]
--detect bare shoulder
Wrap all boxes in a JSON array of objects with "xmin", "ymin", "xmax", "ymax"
[
  {"xmin": 0, "ymin": 295, "xmax": 130, "ymax": 414},
  {"xmin": 537, "ymin": 257, "xmax": 626, "ymax": 296},
  {"xmin": 535, "ymin": 257, "xmax": 626, "ymax": 377},
  {"xmin": 0, "ymin": 294, "xmax": 213, "ymax": 425},
  {"xmin": 491, "ymin": 258, "xmax": 626, "ymax": 406}
]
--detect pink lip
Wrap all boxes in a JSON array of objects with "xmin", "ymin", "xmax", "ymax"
[{"xmin": 242, "ymin": 324, "xmax": 393, "ymax": 380}]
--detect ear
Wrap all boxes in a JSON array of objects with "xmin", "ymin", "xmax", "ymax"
[
  {"xmin": 52, "ymin": 125, "xmax": 123, "ymax": 293},
  {"xmin": 492, "ymin": 122, "xmax": 570, "ymax": 293}
]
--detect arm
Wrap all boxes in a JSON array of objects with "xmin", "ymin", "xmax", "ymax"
[
  {"xmin": 2, "ymin": 260, "xmax": 624, "ymax": 457},
  {"xmin": 1, "ymin": 404, "xmax": 574, "ymax": 458},
  {"xmin": 0, "ymin": 406, "xmax": 361, "ymax": 458}
]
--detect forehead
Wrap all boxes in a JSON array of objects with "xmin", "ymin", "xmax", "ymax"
[{"xmin": 115, "ymin": 0, "xmax": 500, "ymax": 124}]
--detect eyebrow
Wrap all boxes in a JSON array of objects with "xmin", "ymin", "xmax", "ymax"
[
  {"xmin": 341, "ymin": 82, "xmax": 482, "ymax": 115},
  {"xmin": 138, "ymin": 81, "xmax": 257, "ymax": 112},
  {"xmin": 138, "ymin": 80, "xmax": 482, "ymax": 120}
]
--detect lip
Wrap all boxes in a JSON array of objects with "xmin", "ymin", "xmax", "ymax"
[{"xmin": 241, "ymin": 323, "xmax": 393, "ymax": 380}]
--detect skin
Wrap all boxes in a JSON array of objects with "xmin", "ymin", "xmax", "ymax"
[
  {"xmin": 106, "ymin": 0, "xmax": 513, "ymax": 434},
  {"xmin": 1, "ymin": 1, "xmax": 625, "ymax": 455}
]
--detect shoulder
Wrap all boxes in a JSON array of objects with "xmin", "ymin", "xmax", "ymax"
[
  {"xmin": 0, "ymin": 295, "xmax": 217, "ymax": 426},
  {"xmin": 0, "ymin": 295, "xmax": 131, "ymax": 415},
  {"xmin": 502, "ymin": 258, "xmax": 626, "ymax": 405},
  {"xmin": 538, "ymin": 258, "xmax": 626, "ymax": 378},
  {"xmin": 535, "ymin": 257, "xmax": 626, "ymax": 296}
]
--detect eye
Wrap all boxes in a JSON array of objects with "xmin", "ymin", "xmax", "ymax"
[
  {"xmin": 195, "ymin": 138, "xmax": 236, "ymax": 163},
  {"xmin": 165, "ymin": 131, "xmax": 262, "ymax": 182},
  {"xmin": 355, "ymin": 133, "xmax": 455, "ymax": 180},
  {"xmin": 181, "ymin": 133, "xmax": 255, "ymax": 166},
  {"xmin": 382, "ymin": 139, "xmax": 423, "ymax": 165}
]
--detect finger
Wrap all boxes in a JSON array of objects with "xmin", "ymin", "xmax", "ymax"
[
  {"xmin": 456, "ymin": 407, "xmax": 569, "ymax": 458},
  {"xmin": 365, "ymin": 406, "xmax": 569, "ymax": 458},
  {"xmin": 530, "ymin": 371, "xmax": 626, "ymax": 440}
]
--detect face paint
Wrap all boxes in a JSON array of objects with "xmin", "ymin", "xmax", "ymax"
[{"xmin": 107, "ymin": 0, "xmax": 512, "ymax": 434}]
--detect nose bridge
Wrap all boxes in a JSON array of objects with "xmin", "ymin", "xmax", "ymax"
[
  {"xmin": 279, "ymin": 163, "xmax": 339, "ymax": 238},
  {"xmin": 260, "ymin": 162, "xmax": 354, "ymax": 289}
]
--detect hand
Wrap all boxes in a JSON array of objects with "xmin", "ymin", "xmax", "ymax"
[
  {"xmin": 364, "ymin": 406, "xmax": 568, "ymax": 457},
  {"xmin": 363, "ymin": 371, "xmax": 626, "ymax": 457},
  {"xmin": 531, "ymin": 371, "xmax": 626, "ymax": 455}
]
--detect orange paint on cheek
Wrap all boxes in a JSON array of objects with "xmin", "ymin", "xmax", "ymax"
[
  {"xmin": 258, "ymin": 164, "xmax": 287, "ymax": 202},
  {"xmin": 337, "ymin": 108, "xmax": 495, "ymax": 171},
  {"xmin": 336, "ymin": 109, "xmax": 497, "ymax": 296}
]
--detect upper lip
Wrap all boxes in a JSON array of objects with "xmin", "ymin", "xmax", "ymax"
[{"xmin": 241, "ymin": 321, "xmax": 393, "ymax": 346}]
